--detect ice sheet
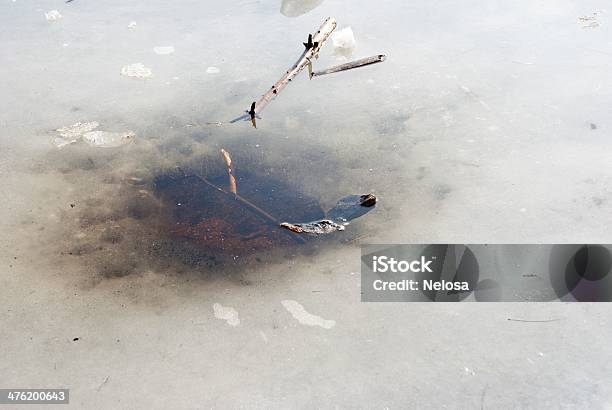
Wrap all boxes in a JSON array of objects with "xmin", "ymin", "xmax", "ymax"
[{"xmin": 1, "ymin": 0, "xmax": 612, "ymax": 407}]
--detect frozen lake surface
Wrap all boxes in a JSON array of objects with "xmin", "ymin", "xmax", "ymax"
[{"xmin": 1, "ymin": 0, "xmax": 612, "ymax": 408}]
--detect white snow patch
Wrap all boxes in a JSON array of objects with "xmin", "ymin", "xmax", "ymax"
[
  {"xmin": 206, "ymin": 66, "xmax": 220, "ymax": 74},
  {"xmin": 127, "ymin": 21, "xmax": 137, "ymax": 30},
  {"xmin": 281, "ymin": 300, "xmax": 335, "ymax": 329},
  {"xmin": 45, "ymin": 10, "xmax": 62, "ymax": 22},
  {"xmin": 213, "ymin": 303, "xmax": 240, "ymax": 327},
  {"xmin": 121, "ymin": 63, "xmax": 152, "ymax": 78},
  {"xmin": 153, "ymin": 46, "xmax": 175, "ymax": 55}
]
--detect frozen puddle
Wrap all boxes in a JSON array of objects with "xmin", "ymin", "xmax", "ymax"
[
  {"xmin": 281, "ymin": 300, "xmax": 336, "ymax": 329},
  {"xmin": 213, "ymin": 303, "xmax": 240, "ymax": 327},
  {"xmin": 121, "ymin": 63, "xmax": 152, "ymax": 78}
]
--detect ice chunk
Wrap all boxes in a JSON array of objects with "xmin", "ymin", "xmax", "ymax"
[
  {"xmin": 281, "ymin": 193, "xmax": 375, "ymax": 234},
  {"xmin": 578, "ymin": 12, "xmax": 601, "ymax": 28},
  {"xmin": 280, "ymin": 219, "xmax": 345, "ymax": 235},
  {"xmin": 120, "ymin": 63, "xmax": 152, "ymax": 78},
  {"xmin": 56, "ymin": 121, "xmax": 99, "ymax": 139},
  {"xmin": 206, "ymin": 66, "xmax": 220, "ymax": 74},
  {"xmin": 153, "ymin": 46, "xmax": 174, "ymax": 55},
  {"xmin": 53, "ymin": 124, "xmax": 134, "ymax": 149},
  {"xmin": 52, "ymin": 137, "xmax": 77, "ymax": 149},
  {"xmin": 332, "ymin": 27, "xmax": 355, "ymax": 52},
  {"xmin": 82, "ymin": 131, "xmax": 135, "ymax": 148},
  {"xmin": 45, "ymin": 10, "xmax": 62, "ymax": 22},
  {"xmin": 52, "ymin": 121, "xmax": 100, "ymax": 149}
]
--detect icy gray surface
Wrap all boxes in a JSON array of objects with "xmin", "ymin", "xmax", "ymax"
[{"xmin": 1, "ymin": 0, "xmax": 612, "ymax": 408}]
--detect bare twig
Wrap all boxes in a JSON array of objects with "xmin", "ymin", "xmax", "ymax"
[
  {"xmin": 186, "ymin": 171, "xmax": 307, "ymax": 244},
  {"xmin": 190, "ymin": 173, "xmax": 277, "ymax": 224},
  {"xmin": 96, "ymin": 376, "xmax": 110, "ymax": 392},
  {"xmin": 231, "ymin": 17, "xmax": 337, "ymax": 125},
  {"xmin": 220, "ymin": 148, "xmax": 237, "ymax": 195},
  {"xmin": 255, "ymin": 17, "xmax": 336, "ymax": 115},
  {"xmin": 311, "ymin": 54, "xmax": 386, "ymax": 78}
]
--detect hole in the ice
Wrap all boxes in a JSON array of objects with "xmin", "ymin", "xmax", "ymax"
[{"xmin": 152, "ymin": 168, "xmax": 326, "ymax": 256}]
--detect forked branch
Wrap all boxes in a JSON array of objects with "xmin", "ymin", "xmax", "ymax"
[{"xmin": 231, "ymin": 17, "xmax": 337, "ymax": 125}]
